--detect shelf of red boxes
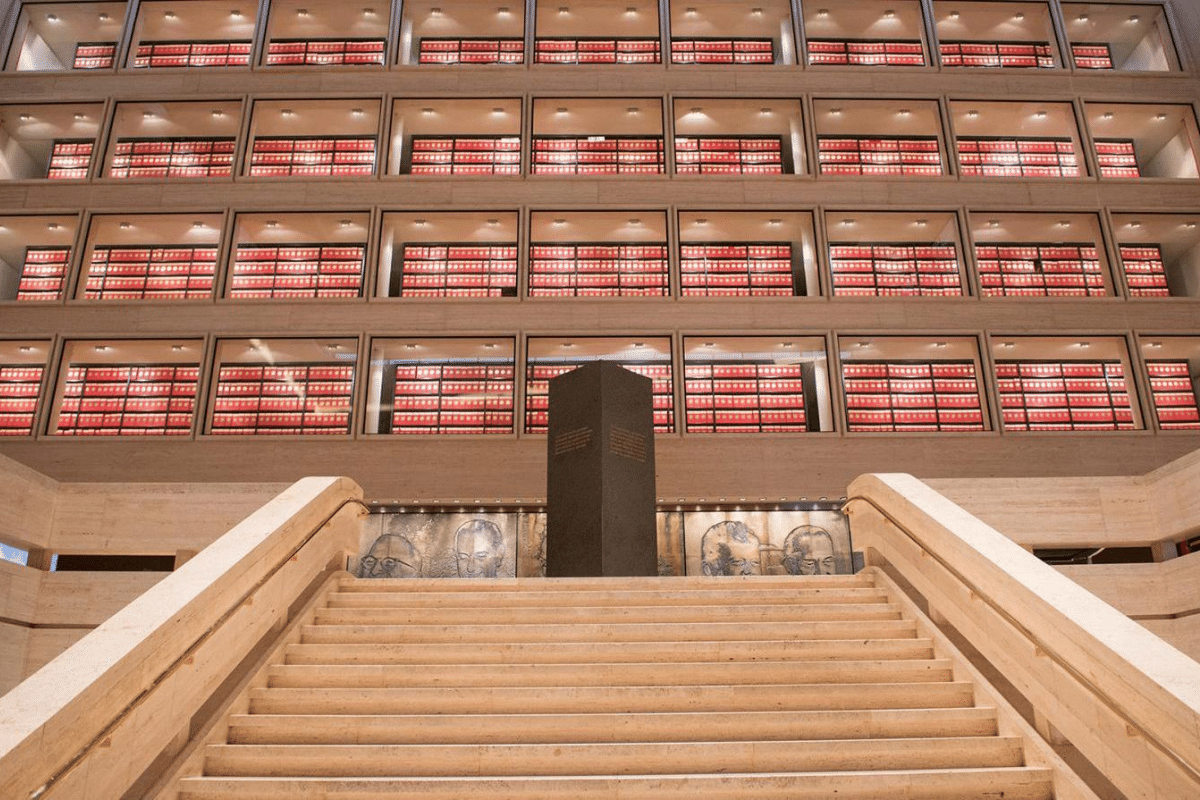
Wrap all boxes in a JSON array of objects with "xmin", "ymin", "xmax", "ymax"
[
  {"xmin": 408, "ymin": 136, "xmax": 521, "ymax": 176},
  {"xmin": 818, "ymin": 137, "xmax": 943, "ymax": 177},
  {"xmin": 248, "ymin": 137, "xmax": 376, "ymax": 177},
  {"xmin": 1072, "ymin": 42, "xmax": 1114, "ymax": 69},
  {"xmin": 56, "ymin": 364, "xmax": 198, "ymax": 436},
  {"xmin": 525, "ymin": 361, "xmax": 674, "ymax": 432},
  {"xmin": 394, "ymin": 243, "xmax": 518, "ymax": 298},
  {"xmin": 15, "ymin": 247, "xmax": 71, "ymax": 301},
  {"xmin": 418, "ymin": 38, "xmax": 524, "ymax": 64},
  {"xmin": 47, "ymin": 139, "xmax": 93, "ymax": 179},
  {"xmin": 534, "ymin": 38, "xmax": 660, "ymax": 64},
  {"xmin": 84, "ymin": 245, "xmax": 217, "ymax": 300},
  {"xmin": 265, "ymin": 38, "xmax": 385, "ymax": 66},
  {"xmin": 73, "ymin": 42, "xmax": 116, "ymax": 69},
  {"xmin": 529, "ymin": 242, "xmax": 669, "ymax": 297},
  {"xmin": 229, "ymin": 243, "xmax": 365, "ymax": 299},
  {"xmin": 996, "ymin": 360, "xmax": 1135, "ymax": 431},
  {"xmin": 829, "ymin": 242, "xmax": 962, "ymax": 297},
  {"xmin": 957, "ymin": 137, "xmax": 1080, "ymax": 178},
  {"xmin": 680, "ymin": 242, "xmax": 797, "ymax": 297},
  {"xmin": 843, "ymin": 361, "xmax": 984, "ymax": 432},
  {"xmin": 211, "ymin": 363, "xmax": 354, "ymax": 435},
  {"xmin": 940, "ymin": 40, "xmax": 1055, "ymax": 68},
  {"xmin": 384, "ymin": 362, "xmax": 514, "ymax": 434},
  {"xmin": 807, "ymin": 39, "xmax": 925, "ymax": 67},
  {"xmin": 1146, "ymin": 360, "xmax": 1200, "ymax": 430},
  {"xmin": 675, "ymin": 136, "xmax": 786, "ymax": 175},
  {"xmin": 132, "ymin": 40, "xmax": 252, "ymax": 68},
  {"xmin": 0, "ymin": 365, "xmax": 44, "ymax": 436},
  {"xmin": 1095, "ymin": 139, "xmax": 1140, "ymax": 179},
  {"xmin": 685, "ymin": 361, "xmax": 809, "ymax": 433},
  {"xmin": 1118, "ymin": 244, "xmax": 1171, "ymax": 297},
  {"xmin": 532, "ymin": 136, "xmax": 664, "ymax": 175},
  {"xmin": 110, "ymin": 138, "xmax": 236, "ymax": 179},
  {"xmin": 671, "ymin": 38, "xmax": 774, "ymax": 64},
  {"xmin": 975, "ymin": 242, "xmax": 1107, "ymax": 297}
]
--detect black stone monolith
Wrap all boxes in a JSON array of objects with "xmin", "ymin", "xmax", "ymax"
[{"xmin": 545, "ymin": 361, "xmax": 657, "ymax": 577}]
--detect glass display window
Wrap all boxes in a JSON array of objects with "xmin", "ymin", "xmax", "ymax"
[
  {"xmin": 670, "ymin": 0, "xmax": 795, "ymax": 65},
  {"xmin": 1111, "ymin": 213, "xmax": 1200, "ymax": 298},
  {"xmin": 824, "ymin": 211, "xmax": 966, "ymax": 298},
  {"xmin": 5, "ymin": 2, "xmax": 126, "ymax": 71},
  {"xmin": 989, "ymin": 335, "xmax": 1144, "ymax": 432},
  {"xmin": 263, "ymin": 0, "xmax": 389, "ymax": 66},
  {"xmin": 531, "ymin": 98, "xmax": 665, "ymax": 175},
  {"xmin": 76, "ymin": 213, "xmax": 224, "ymax": 301},
  {"xmin": 208, "ymin": 337, "xmax": 357, "ymax": 435},
  {"xmin": 528, "ymin": 210, "xmax": 668, "ymax": 297},
  {"xmin": 1086, "ymin": 103, "xmax": 1200, "ymax": 180},
  {"xmin": 247, "ymin": 99, "xmax": 380, "ymax": 178},
  {"xmin": 104, "ymin": 100, "xmax": 243, "ymax": 180},
  {"xmin": 533, "ymin": 0, "xmax": 661, "ymax": 64},
  {"xmin": 400, "ymin": 1, "xmax": 525, "ymax": 65},
  {"xmin": 0, "ymin": 340, "xmax": 51, "ymax": 437},
  {"xmin": 377, "ymin": 211, "xmax": 519, "ymax": 298},
  {"xmin": 932, "ymin": 1, "xmax": 1060, "ymax": 68},
  {"xmin": 0, "ymin": 214, "xmax": 79, "ymax": 302},
  {"xmin": 838, "ymin": 335, "xmax": 990, "ymax": 432},
  {"xmin": 47, "ymin": 338, "xmax": 204, "ymax": 436},
  {"xmin": 803, "ymin": 0, "xmax": 928, "ymax": 67},
  {"xmin": 128, "ymin": 0, "xmax": 257, "ymax": 69},
  {"xmin": 951, "ymin": 101, "xmax": 1087, "ymax": 178},
  {"xmin": 1062, "ymin": 3, "xmax": 1180, "ymax": 71},
  {"xmin": 525, "ymin": 336, "xmax": 674, "ymax": 432},
  {"xmin": 0, "ymin": 103, "xmax": 102, "ymax": 180},
  {"xmin": 365, "ymin": 337, "xmax": 515, "ymax": 435},
  {"xmin": 813, "ymin": 99, "xmax": 946, "ymax": 177},
  {"xmin": 388, "ymin": 99, "xmax": 522, "ymax": 176},
  {"xmin": 967, "ymin": 211, "xmax": 1114, "ymax": 297},
  {"xmin": 683, "ymin": 336, "xmax": 832, "ymax": 433},
  {"xmin": 673, "ymin": 99, "xmax": 806, "ymax": 176},
  {"xmin": 1138, "ymin": 337, "xmax": 1200, "ymax": 430},
  {"xmin": 227, "ymin": 211, "xmax": 370, "ymax": 300},
  {"xmin": 678, "ymin": 210, "xmax": 818, "ymax": 297}
]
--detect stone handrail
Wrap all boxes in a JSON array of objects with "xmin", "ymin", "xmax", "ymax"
[
  {"xmin": 0, "ymin": 475, "xmax": 366, "ymax": 800},
  {"xmin": 846, "ymin": 472, "xmax": 1200, "ymax": 800}
]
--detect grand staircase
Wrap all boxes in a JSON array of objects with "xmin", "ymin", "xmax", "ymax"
[{"xmin": 173, "ymin": 570, "xmax": 1065, "ymax": 799}]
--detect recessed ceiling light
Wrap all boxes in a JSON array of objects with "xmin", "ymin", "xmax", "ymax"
[
  {"xmin": 1156, "ymin": 113, "xmax": 1168, "ymax": 121},
  {"xmin": 18, "ymin": 113, "xmax": 32, "ymax": 121},
  {"xmin": 768, "ymin": 218, "xmax": 782, "ymax": 226},
  {"xmin": 94, "ymin": 345, "xmax": 110, "ymax": 352},
  {"xmin": 1014, "ymin": 12, "xmax": 1025, "ymax": 21},
  {"xmin": 46, "ymin": 222, "xmax": 59, "ymax": 230},
  {"xmin": 172, "ymin": 345, "xmax": 185, "ymax": 352},
  {"xmin": 760, "ymin": 107, "xmax": 773, "ymax": 115},
  {"xmin": 1128, "ymin": 15, "xmax": 1140, "ymax": 23},
  {"xmin": 948, "ymin": 11, "xmax": 959, "ymax": 19},
  {"xmin": 74, "ymin": 113, "xmax": 86, "ymax": 120},
  {"xmin": 46, "ymin": 13, "xmax": 58, "ymax": 21},
  {"xmin": 1035, "ymin": 111, "xmax": 1047, "ymax": 118},
  {"xmin": 967, "ymin": 110, "xmax": 979, "ymax": 118},
  {"xmin": 339, "ymin": 219, "xmax": 352, "ymax": 227},
  {"xmin": 898, "ymin": 108, "xmax": 911, "ymax": 116},
  {"xmin": 266, "ymin": 220, "xmax": 278, "ymax": 227},
  {"xmin": 211, "ymin": 109, "xmax": 224, "ymax": 117},
  {"xmin": 1186, "ymin": 222, "xmax": 1197, "ymax": 229},
  {"xmin": 1077, "ymin": 13, "xmax": 1089, "ymax": 22},
  {"xmin": 119, "ymin": 222, "xmax": 132, "ymax": 229},
  {"xmin": 192, "ymin": 221, "xmax": 205, "ymax": 228},
  {"xmin": 143, "ymin": 111, "xmax": 156, "ymax": 119},
  {"xmin": 230, "ymin": 10, "xmax": 243, "ymax": 19},
  {"xmin": 362, "ymin": 7, "xmax": 375, "ymax": 16},
  {"xmin": 1102, "ymin": 112, "xmax": 1114, "ymax": 120},
  {"xmin": 98, "ymin": 12, "xmax": 109, "ymax": 21},
  {"xmin": 351, "ymin": 108, "xmax": 364, "ymax": 117},
  {"xmin": 626, "ymin": 107, "xmax": 639, "ymax": 114},
  {"xmin": 164, "ymin": 10, "xmax": 176, "ymax": 19},
  {"xmin": 296, "ymin": 8, "xmax": 309, "ymax": 16},
  {"xmin": 883, "ymin": 10, "xmax": 895, "ymax": 19},
  {"xmin": 18, "ymin": 346, "xmax": 33, "ymax": 353},
  {"xmin": 281, "ymin": 108, "xmax": 294, "ymax": 117}
]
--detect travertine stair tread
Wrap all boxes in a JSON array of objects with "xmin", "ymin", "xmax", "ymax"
[
  {"xmin": 325, "ymin": 587, "xmax": 890, "ymax": 608},
  {"xmin": 265, "ymin": 659, "xmax": 955, "ymax": 688},
  {"xmin": 299, "ymin": 618, "xmax": 919, "ymax": 643},
  {"xmin": 335, "ymin": 574, "xmax": 876, "ymax": 592},
  {"xmin": 283, "ymin": 637, "xmax": 937, "ymax": 664},
  {"xmin": 203, "ymin": 736, "xmax": 1027, "ymax": 777},
  {"xmin": 177, "ymin": 767, "xmax": 1055, "ymax": 800},
  {"xmin": 226, "ymin": 707, "xmax": 1000, "ymax": 745},
  {"xmin": 248, "ymin": 681, "xmax": 977, "ymax": 715},
  {"xmin": 311, "ymin": 602, "xmax": 903, "ymax": 625}
]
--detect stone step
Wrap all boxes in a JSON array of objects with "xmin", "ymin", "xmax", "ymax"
[
  {"xmin": 226, "ymin": 707, "xmax": 1000, "ymax": 746},
  {"xmin": 283, "ymin": 637, "xmax": 937, "ymax": 666},
  {"xmin": 334, "ymin": 575, "xmax": 877, "ymax": 593},
  {"xmin": 264, "ymin": 659, "xmax": 955, "ymax": 689},
  {"xmin": 203, "ymin": 737, "xmax": 1026, "ymax": 778},
  {"xmin": 311, "ymin": 602, "xmax": 903, "ymax": 627},
  {"xmin": 299, "ymin": 618, "xmax": 919, "ymax": 645},
  {"xmin": 325, "ymin": 587, "xmax": 891, "ymax": 609},
  {"xmin": 248, "ymin": 681, "xmax": 976, "ymax": 716},
  {"xmin": 178, "ymin": 767, "xmax": 1055, "ymax": 800}
]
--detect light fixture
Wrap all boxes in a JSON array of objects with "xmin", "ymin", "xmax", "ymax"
[
  {"xmin": 46, "ymin": 13, "xmax": 58, "ymax": 21},
  {"xmin": 948, "ymin": 11, "xmax": 959, "ymax": 19},
  {"xmin": 1150, "ymin": 342, "xmax": 1163, "ymax": 348},
  {"xmin": 967, "ymin": 110, "xmax": 979, "ymax": 118},
  {"xmin": 768, "ymin": 218, "xmax": 781, "ymax": 226},
  {"xmin": 98, "ymin": 12, "xmax": 109, "ymax": 21},
  {"xmin": 1001, "ymin": 341, "xmax": 1015, "ymax": 348},
  {"xmin": 1077, "ymin": 341, "xmax": 1091, "ymax": 348},
  {"xmin": 142, "ymin": 111, "xmax": 156, "ymax": 119},
  {"xmin": 1128, "ymin": 15, "xmax": 1140, "ymax": 23},
  {"xmin": 816, "ymin": 8, "xmax": 829, "ymax": 17},
  {"xmin": 1077, "ymin": 13, "xmax": 1089, "ymax": 22},
  {"xmin": 1129, "ymin": 221, "xmax": 1142, "ymax": 228},
  {"xmin": 94, "ymin": 345, "xmax": 110, "ymax": 352},
  {"xmin": 562, "ymin": 342, "xmax": 575, "ymax": 348},
  {"xmin": 627, "ymin": 217, "xmax": 641, "ymax": 224},
  {"xmin": 1102, "ymin": 112, "xmax": 1114, "ymax": 120},
  {"xmin": 898, "ymin": 108, "xmax": 911, "ymax": 117},
  {"xmin": 297, "ymin": 8, "xmax": 309, "ymax": 16},
  {"xmin": 46, "ymin": 222, "xmax": 59, "ymax": 230},
  {"xmin": 829, "ymin": 107, "xmax": 842, "ymax": 115},
  {"xmin": 988, "ymin": 219, "xmax": 1000, "ymax": 227},
  {"xmin": 1156, "ymin": 113, "xmax": 1168, "ymax": 121},
  {"xmin": 265, "ymin": 219, "xmax": 278, "ymax": 228},
  {"xmin": 491, "ymin": 107, "xmax": 505, "ymax": 114},
  {"xmin": 558, "ymin": 6, "xmax": 569, "ymax": 13},
  {"xmin": 841, "ymin": 218, "xmax": 855, "ymax": 226},
  {"xmin": 18, "ymin": 113, "xmax": 31, "ymax": 121},
  {"xmin": 759, "ymin": 107, "xmax": 773, "ymax": 115},
  {"xmin": 1186, "ymin": 222, "xmax": 1197, "ymax": 229},
  {"xmin": 351, "ymin": 108, "xmax": 364, "ymax": 117},
  {"xmin": 1035, "ymin": 110, "xmax": 1047, "ymax": 119},
  {"xmin": 556, "ymin": 106, "xmax": 568, "ymax": 114},
  {"xmin": 632, "ymin": 341, "xmax": 645, "ymax": 347},
  {"xmin": 626, "ymin": 107, "xmax": 639, "ymax": 114},
  {"xmin": 326, "ymin": 343, "xmax": 342, "ymax": 351},
  {"xmin": 751, "ymin": 7, "xmax": 762, "ymax": 15},
  {"xmin": 552, "ymin": 218, "xmax": 566, "ymax": 225},
  {"xmin": 430, "ymin": 6, "xmax": 442, "ymax": 14},
  {"xmin": 230, "ymin": 9, "xmax": 243, "ymax": 19},
  {"xmin": 483, "ymin": 342, "xmax": 498, "ymax": 349},
  {"xmin": 486, "ymin": 218, "xmax": 500, "ymax": 225},
  {"xmin": 916, "ymin": 218, "xmax": 928, "ymax": 227},
  {"xmin": 685, "ymin": 6, "xmax": 696, "ymax": 14},
  {"xmin": 780, "ymin": 342, "xmax": 794, "ymax": 348},
  {"xmin": 192, "ymin": 221, "xmax": 205, "ymax": 229},
  {"xmin": 281, "ymin": 108, "xmax": 294, "ymax": 117},
  {"xmin": 883, "ymin": 10, "xmax": 895, "ymax": 19},
  {"xmin": 119, "ymin": 221, "xmax": 132, "ymax": 230},
  {"xmin": 703, "ymin": 342, "xmax": 715, "ymax": 348},
  {"xmin": 211, "ymin": 109, "xmax": 224, "ymax": 118},
  {"xmin": 414, "ymin": 218, "xmax": 427, "ymax": 225},
  {"xmin": 164, "ymin": 10, "xmax": 176, "ymax": 19},
  {"xmin": 695, "ymin": 217, "xmax": 708, "ymax": 224},
  {"xmin": 171, "ymin": 345, "xmax": 185, "ymax": 352},
  {"xmin": 497, "ymin": 6, "xmax": 509, "ymax": 14},
  {"xmin": 935, "ymin": 341, "xmax": 947, "ymax": 348},
  {"xmin": 362, "ymin": 7, "xmax": 375, "ymax": 16},
  {"xmin": 404, "ymin": 343, "xmax": 418, "ymax": 350},
  {"xmin": 625, "ymin": 6, "xmax": 636, "ymax": 13},
  {"xmin": 18, "ymin": 346, "xmax": 33, "ymax": 353},
  {"xmin": 74, "ymin": 113, "xmax": 86, "ymax": 120},
  {"xmin": 339, "ymin": 219, "xmax": 352, "ymax": 227}
]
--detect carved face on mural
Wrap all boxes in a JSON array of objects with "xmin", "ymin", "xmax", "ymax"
[
  {"xmin": 455, "ymin": 519, "xmax": 505, "ymax": 578},
  {"xmin": 782, "ymin": 525, "xmax": 837, "ymax": 575},
  {"xmin": 700, "ymin": 521, "xmax": 762, "ymax": 576},
  {"xmin": 358, "ymin": 533, "xmax": 422, "ymax": 578}
]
